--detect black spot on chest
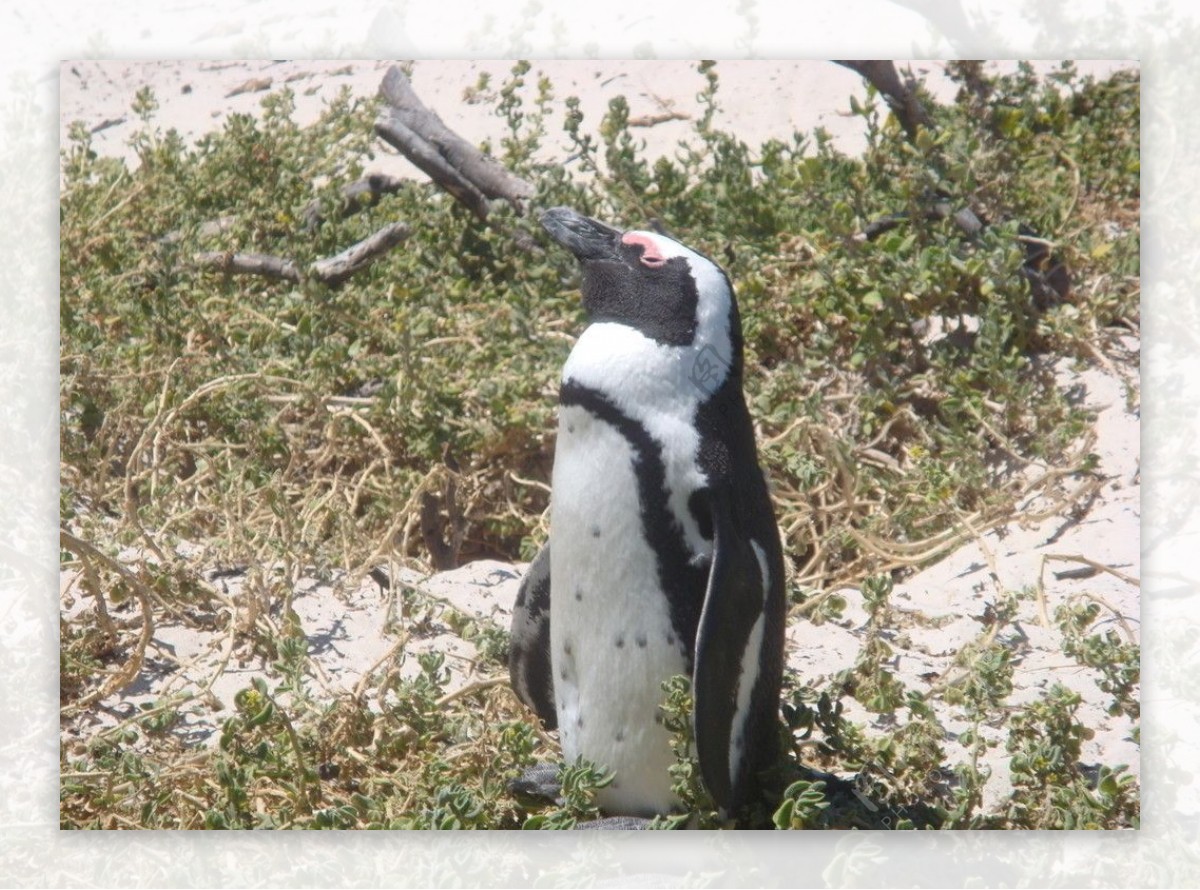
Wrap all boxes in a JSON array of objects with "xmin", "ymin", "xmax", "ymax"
[{"xmin": 559, "ymin": 381, "xmax": 712, "ymax": 665}]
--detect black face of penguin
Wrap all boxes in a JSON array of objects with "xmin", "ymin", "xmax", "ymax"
[{"xmin": 541, "ymin": 207, "xmax": 705, "ymax": 347}]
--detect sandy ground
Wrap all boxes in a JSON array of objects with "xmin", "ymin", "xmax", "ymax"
[
  {"xmin": 59, "ymin": 59, "xmax": 1140, "ymax": 821},
  {"xmin": 60, "ymin": 59, "xmax": 1133, "ymax": 175}
]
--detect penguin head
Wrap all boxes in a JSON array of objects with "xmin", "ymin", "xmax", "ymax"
[{"xmin": 541, "ymin": 207, "xmax": 738, "ymax": 357}]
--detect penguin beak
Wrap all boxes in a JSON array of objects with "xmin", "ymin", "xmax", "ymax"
[{"xmin": 540, "ymin": 207, "xmax": 621, "ymax": 263}]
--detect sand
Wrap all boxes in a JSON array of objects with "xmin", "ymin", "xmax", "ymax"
[{"xmin": 60, "ymin": 59, "xmax": 1132, "ymax": 173}]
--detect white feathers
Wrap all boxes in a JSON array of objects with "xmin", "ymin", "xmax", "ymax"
[
  {"xmin": 727, "ymin": 541, "xmax": 770, "ymax": 787},
  {"xmin": 550, "ymin": 405, "xmax": 687, "ymax": 815},
  {"xmin": 728, "ymin": 612, "xmax": 766, "ymax": 787},
  {"xmin": 750, "ymin": 540, "xmax": 770, "ymax": 593}
]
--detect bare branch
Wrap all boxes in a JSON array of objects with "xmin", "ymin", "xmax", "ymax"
[
  {"xmin": 193, "ymin": 222, "xmax": 411, "ymax": 287},
  {"xmin": 310, "ymin": 221, "xmax": 411, "ymax": 285},
  {"xmin": 834, "ymin": 60, "xmax": 933, "ymax": 140},
  {"xmin": 301, "ymin": 173, "xmax": 409, "ymax": 231},
  {"xmin": 837, "ymin": 60, "xmax": 1070, "ymax": 305},
  {"xmin": 194, "ymin": 250, "xmax": 301, "ymax": 282},
  {"xmin": 376, "ymin": 115, "xmax": 491, "ymax": 219},
  {"xmin": 375, "ymin": 65, "xmax": 534, "ymax": 219}
]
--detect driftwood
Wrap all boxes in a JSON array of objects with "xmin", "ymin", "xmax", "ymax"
[
  {"xmin": 375, "ymin": 65, "xmax": 535, "ymax": 221},
  {"xmin": 195, "ymin": 221, "xmax": 411, "ymax": 286}
]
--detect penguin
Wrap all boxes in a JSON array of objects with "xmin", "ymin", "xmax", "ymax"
[{"xmin": 509, "ymin": 207, "xmax": 787, "ymax": 822}]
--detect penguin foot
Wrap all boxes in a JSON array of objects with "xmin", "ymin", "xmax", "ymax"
[
  {"xmin": 573, "ymin": 816, "xmax": 651, "ymax": 830},
  {"xmin": 509, "ymin": 761, "xmax": 562, "ymax": 803},
  {"xmin": 511, "ymin": 763, "xmax": 654, "ymax": 829}
]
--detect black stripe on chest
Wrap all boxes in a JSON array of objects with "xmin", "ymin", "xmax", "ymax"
[{"xmin": 559, "ymin": 379, "xmax": 710, "ymax": 663}]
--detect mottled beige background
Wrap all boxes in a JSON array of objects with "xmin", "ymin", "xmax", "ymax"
[{"xmin": 3, "ymin": 0, "xmax": 1194, "ymax": 885}]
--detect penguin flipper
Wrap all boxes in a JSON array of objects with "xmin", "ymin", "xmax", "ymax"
[
  {"xmin": 509, "ymin": 542, "xmax": 558, "ymax": 729},
  {"xmin": 692, "ymin": 489, "xmax": 777, "ymax": 815}
]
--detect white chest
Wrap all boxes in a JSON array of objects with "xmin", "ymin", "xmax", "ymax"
[{"xmin": 549, "ymin": 402, "xmax": 705, "ymax": 816}]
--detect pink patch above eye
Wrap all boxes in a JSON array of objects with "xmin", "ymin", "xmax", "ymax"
[{"xmin": 621, "ymin": 232, "xmax": 667, "ymax": 268}]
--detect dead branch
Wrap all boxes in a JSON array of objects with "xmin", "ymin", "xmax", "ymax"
[
  {"xmin": 194, "ymin": 221, "xmax": 410, "ymax": 286},
  {"xmin": 225, "ymin": 77, "xmax": 273, "ymax": 99},
  {"xmin": 161, "ymin": 174, "xmax": 406, "ymax": 247},
  {"xmin": 834, "ymin": 60, "xmax": 934, "ymax": 140},
  {"xmin": 375, "ymin": 65, "xmax": 534, "ymax": 220},
  {"xmin": 301, "ymin": 173, "xmax": 409, "ymax": 231},
  {"xmin": 194, "ymin": 250, "xmax": 301, "ymax": 282},
  {"xmin": 855, "ymin": 202, "xmax": 985, "ymax": 244},
  {"xmin": 629, "ymin": 111, "xmax": 690, "ymax": 128},
  {"xmin": 310, "ymin": 221, "xmax": 411, "ymax": 285}
]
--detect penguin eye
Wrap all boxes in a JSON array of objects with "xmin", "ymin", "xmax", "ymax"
[{"xmin": 621, "ymin": 232, "xmax": 668, "ymax": 269}]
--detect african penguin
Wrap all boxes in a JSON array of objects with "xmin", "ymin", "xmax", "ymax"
[{"xmin": 509, "ymin": 207, "xmax": 787, "ymax": 821}]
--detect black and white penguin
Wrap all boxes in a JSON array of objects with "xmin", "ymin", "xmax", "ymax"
[{"xmin": 509, "ymin": 207, "xmax": 787, "ymax": 821}]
